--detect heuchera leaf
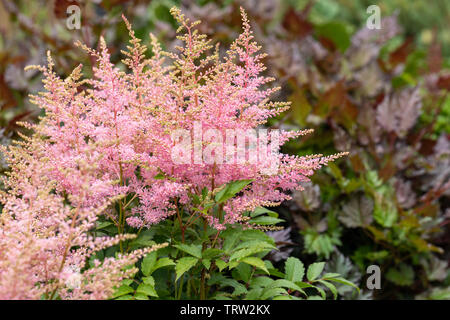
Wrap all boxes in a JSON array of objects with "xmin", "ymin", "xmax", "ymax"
[{"xmin": 339, "ymin": 195, "xmax": 374, "ymax": 228}]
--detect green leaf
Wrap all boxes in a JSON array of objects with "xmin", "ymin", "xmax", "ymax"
[
  {"xmin": 136, "ymin": 283, "xmax": 158, "ymax": 297},
  {"xmin": 233, "ymin": 239, "xmax": 276, "ymax": 252},
  {"xmin": 96, "ymin": 221, "xmax": 113, "ymax": 230},
  {"xmin": 215, "ymin": 180, "xmax": 253, "ymax": 203},
  {"xmin": 318, "ymin": 280, "xmax": 338, "ymax": 299},
  {"xmin": 174, "ymin": 243, "xmax": 202, "ymax": 259},
  {"xmin": 245, "ymin": 288, "xmax": 263, "ymax": 300},
  {"xmin": 268, "ymin": 268, "xmax": 285, "ymax": 278},
  {"xmin": 316, "ymin": 21, "xmax": 350, "ymax": 53},
  {"xmin": 115, "ymin": 294, "xmax": 133, "ymax": 300},
  {"xmin": 250, "ymin": 207, "xmax": 279, "ymax": 218},
  {"xmin": 154, "ymin": 172, "xmax": 166, "ymax": 179},
  {"xmin": 141, "ymin": 252, "xmax": 157, "ymax": 276},
  {"xmin": 208, "ymin": 275, "xmax": 247, "ymax": 296},
  {"xmin": 307, "ymin": 262, "xmax": 325, "ymax": 281},
  {"xmin": 202, "ymin": 187, "xmax": 208, "ymax": 199},
  {"xmin": 202, "ymin": 248, "xmax": 223, "ymax": 260},
  {"xmin": 134, "ymin": 293, "xmax": 150, "ymax": 300},
  {"xmin": 312, "ymin": 285, "xmax": 327, "ymax": 299},
  {"xmin": 142, "ymin": 276, "xmax": 155, "ymax": 286},
  {"xmin": 175, "ymin": 257, "xmax": 198, "ymax": 281},
  {"xmin": 249, "ymin": 216, "xmax": 284, "ymax": 225},
  {"xmin": 307, "ymin": 295, "xmax": 324, "ymax": 300},
  {"xmin": 322, "ymin": 273, "xmax": 341, "ymax": 279},
  {"xmin": 296, "ymin": 282, "xmax": 315, "ymax": 289},
  {"xmin": 261, "ymin": 287, "xmax": 288, "ymax": 300},
  {"xmin": 373, "ymin": 198, "xmax": 398, "ymax": 228},
  {"xmin": 235, "ymin": 262, "xmax": 252, "ymax": 283},
  {"xmin": 121, "ymin": 279, "xmax": 133, "ymax": 286},
  {"xmin": 285, "ymin": 257, "xmax": 305, "ymax": 283},
  {"xmin": 202, "ymin": 259, "xmax": 211, "ymax": 269},
  {"xmin": 326, "ymin": 277, "xmax": 360, "ymax": 293},
  {"xmin": 128, "ymin": 229, "xmax": 156, "ymax": 249},
  {"xmin": 251, "ymin": 276, "xmax": 274, "ymax": 288},
  {"xmin": 112, "ymin": 285, "xmax": 134, "ymax": 299},
  {"xmin": 240, "ymin": 257, "xmax": 269, "ymax": 274},
  {"xmin": 215, "ymin": 259, "xmax": 227, "ymax": 272},
  {"xmin": 228, "ymin": 261, "xmax": 239, "ymax": 270},
  {"xmin": 229, "ymin": 244, "xmax": 273, "ymax": 262},
  {"xmin": 386, "ymin": 264, "xmax": 414, "ymax": 286},
  {"xmin": 153, "ymin": 257, "xmax": 175, "ymax": 270},
  {"xmin": 222, "ymin": 229, "xmax": 242, "ymax": 253},
  {"xmin": 269, "ymin": 279, "xmax": 305, "ymax": 294}
]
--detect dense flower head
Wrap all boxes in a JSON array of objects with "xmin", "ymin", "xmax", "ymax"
[
  {"xmin": 16, "ymin": 7, "xmax": 346, "ymax": 230},
  {"xmin": 0, "ymin": 134, "xmax": 167, "ymax": 299}
]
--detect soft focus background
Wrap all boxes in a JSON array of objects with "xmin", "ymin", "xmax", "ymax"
[{"xmin": 0, "ymin": 0, "xmax": 449, "ymax": 299}]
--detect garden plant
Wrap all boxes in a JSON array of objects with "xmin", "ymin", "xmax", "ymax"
[{"xmin": 0, "ymin": 0, "xmax": 448, "ymax": 301}]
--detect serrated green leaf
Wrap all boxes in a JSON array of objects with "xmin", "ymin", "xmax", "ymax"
[
  {"xmin": 318, "ymin": 280, "xmax": 338, "ymax": 299},
  {"xmin": 202, "ymin": 259, "xmax": 211, "ymax": 269},
  {"xmin": 142, "ymin": 276, "xmax": 155, "ymax": 286},
  {"xmin": 152, "ymin": 257, "xmax": 175, "ymax": 273},
  {"xmin": 235, "ymin": 262, "xmax": 252, "ymax": 283},
  {"xmin": 174, "ymin": 243, "xmax": 202, "ymax": 259},
  {"xmin": 230, "ymin": 245, "xmax": 272, "ymax": 262},
  {"xmin": 121, "ymin": 279, "xmax": 133, "ymax": 286},
  {"xmin": 269, "ymin": 279, "xmax": 305, "ymax": 294},
  {"xmin": 245, "ymin": 288, "xmax": 263, "ymax": 300},
  {"xmin": 326, "ymin": 277, "xmax": 360, "ymax": 293},
  {"xmin": 261, "ymin": 287, "xmax": 288, "ymax": 300},
  {"xmin": 209, "ymin": 275, "xmax": 247, "ymax": 296},
  {"xmin": 215, "ymin": 180, "xmax": 253, "ymax": 203},
  {"xmin": 285, "ymin": 257, "xmax": 305, "ymax": 283},
  {"xmin": 307, "ymin": 262, "xmax": 325, "ymax": 281},
  {"xmin": 142, "ymin": 251, "xmax": 157, "ymax": 276},
  {"xmin": 136, "ymin": 283, "xmax": 158, "ymax": 297},
  {"xmin": 215, "ymin": 259, "xmax": 227, "ymax": 272},
  {"xmin": 134, "ymin": 293, "xmax": 150, "ymax": 300},
  {"xmin": 222, "ymin": 230, "xmax": 242, "ymax": 253},
  {"xmin": 175, "ymin": 257, "xmax": 198, "ymax": 281},
  {"xmin": 251, "ymin": 276, "xmax": 274, "ymax": 288},
  {"xmin": 240, "ymin": 257, "xmax": 269, "ymax": 274},
  {"xmin": 202, "ymin": 248, "xmax": 223, "ymax": 260},
  {"xmin": 234, "ymin": 240, "xmax": 276, "ymax": 252},
  {"xmin": 312, "ymin": 285, "xmax": 327, "ymax": 299},
  {"xmin": 112, "ymin": 285, "xmax": 134, "ymax": 299}
]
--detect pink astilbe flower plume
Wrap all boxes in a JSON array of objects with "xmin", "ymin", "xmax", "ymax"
[
  {"xmin": 0, "ymin": 135, "xmax": 167, "ymax": 300},
  {"xmin": 1, "ymin": 6, "xmax": 347, "ymax": 275}
]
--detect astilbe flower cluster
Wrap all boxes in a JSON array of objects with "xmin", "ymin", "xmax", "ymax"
[
  {"xmin": 17, "ymin": 7, "xmax": 344, "ymax": 231},
  {"xmin": 0, "ymin": 133, "xmax": 167, "ymax": 299},
  {"xmin": 0, "ymin": 7, "xmax": 346, "ymax": 299}
]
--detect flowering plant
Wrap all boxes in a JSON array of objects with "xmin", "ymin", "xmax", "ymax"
[{"xmin": 0, "ymin": 7, "xmax": 355, "ymax": 300}]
